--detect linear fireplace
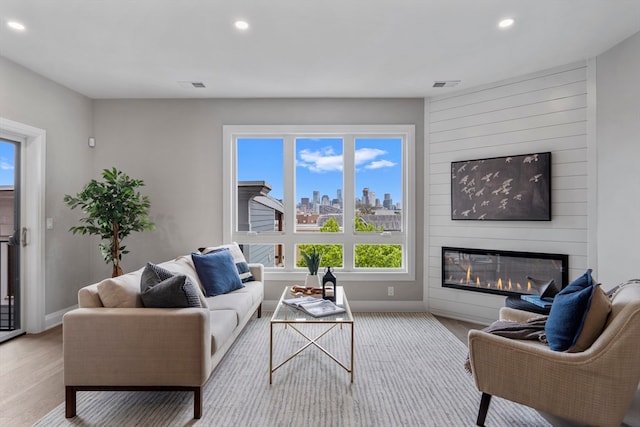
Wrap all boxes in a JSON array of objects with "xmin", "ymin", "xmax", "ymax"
[{"xmin": 442, "ymin": 247, "xmax": 569, "ymax": 297}]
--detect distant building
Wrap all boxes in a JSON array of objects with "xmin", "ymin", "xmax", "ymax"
[
  {"xmin": 237, "ymin": 181, "xmax": 284, "ymax": 266},
  {"xmin": 383, "ymin": 193, "xmax": 394, "ymax": 210}
]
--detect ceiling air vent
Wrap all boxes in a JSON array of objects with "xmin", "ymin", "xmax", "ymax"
[
  {"xmin": 178, "ymin": 81, "xmax": 207, "ymax": 89},
  {"xmin": 433, "ymin": 80, "xmax": 461, "ymax": 88}
]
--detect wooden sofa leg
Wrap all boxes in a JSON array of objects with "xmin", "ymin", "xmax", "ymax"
[
  {"xmin": 257, "ymin": 303, "xmax": 262, "ymax": 318},
  {"xmin": 65, "ymin": 386, "xmax": 77, "ymax": 418},
  {"xmin": 476, "ymin": 393, "xmax": 492, "ymax": 426},
  {"xmin": 194, "ymin": 387, "xmax": 202, "ymax": 419}
]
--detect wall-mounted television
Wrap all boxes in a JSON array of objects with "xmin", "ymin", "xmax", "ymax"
[{"xmin": 451, "ymin": 152, "xmax": 551, "ymax": 221}]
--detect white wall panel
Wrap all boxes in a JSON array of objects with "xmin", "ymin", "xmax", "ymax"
[{"xmin": 425, "ymin": 62, "xmax": 591, "ymax": 324}]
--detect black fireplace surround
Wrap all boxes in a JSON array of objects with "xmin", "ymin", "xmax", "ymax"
[{"xmin": 442, "ymin": 247, "xmax": 569, "ymax": 297}]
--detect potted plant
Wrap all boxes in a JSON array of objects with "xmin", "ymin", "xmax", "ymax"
[
  {"xmin": 301, "ymin": 246, "xmax": 322, "ymax": 288},
  {"xmin": 64, "ymin": 167, "xmax": 156, "ymax": 277}
]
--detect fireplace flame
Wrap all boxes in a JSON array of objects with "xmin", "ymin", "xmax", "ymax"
[{"xmin": 447, "ymin": 260, "xmax": 545, "ymax": 294}]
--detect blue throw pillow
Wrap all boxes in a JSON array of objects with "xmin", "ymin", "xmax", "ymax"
[
  {"xmin": 191, "ymin": 250, "xmax": 244, "ymax": 297},
  {"xmin": 198, "ymin": 243, "xmax": 255, "ymax": 283},
  {"xmin": 545, "ymin": 269, "xmax": 597, "ymax": 351}
]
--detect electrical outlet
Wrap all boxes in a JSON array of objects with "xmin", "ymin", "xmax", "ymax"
[{"xmin": 387, "ymin": 286, "xmax": 394, "ymax": 296}]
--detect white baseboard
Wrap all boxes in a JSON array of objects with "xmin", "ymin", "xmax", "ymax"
[
  {"xmin": 45, "ymin": 304, "xmax": 77, "ymax": 330},
  {"xmin": 263, "ymin": 300, "xmax": 427, "ymax": 313}
]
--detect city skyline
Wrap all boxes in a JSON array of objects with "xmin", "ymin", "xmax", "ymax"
[{"xmin": 237, "ymin": 137, "xmax": 402, "ymax": 207}]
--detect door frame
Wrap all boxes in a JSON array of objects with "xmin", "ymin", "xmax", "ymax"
[{"xmin": 0, "ymin": 117, "xmax": 46, "ymax": 335}]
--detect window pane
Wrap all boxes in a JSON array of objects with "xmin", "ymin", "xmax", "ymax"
[
  {"xmin": 296, "ymin": 244, "xmax": 344, "ymax": 269},
  {"xmin": 237, "ymin": 138, "xmax": 284, "ymax": 232},
  {"xmin": 296, "ymin": 138, "xmax": 343, "ymax": 233},
  {"xmin": 355, "ymin": 244, "xmax": 403, "ymax": 268},
  {"xmin": 239, "ymin": 243, "xmax": 284, "ymax": 268},
  {"xmin": 354, "ymin": 137, "xmax": 402, "ymax": 232}
]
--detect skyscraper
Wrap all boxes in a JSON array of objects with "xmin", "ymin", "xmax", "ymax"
[{"xmin": 362, "ymin": 188, "xmax": 369, "ymax": 206}]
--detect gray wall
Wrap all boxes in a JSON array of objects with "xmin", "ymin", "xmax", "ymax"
[
  {"xmin": 92, "ymin": 98, "xmax": 425, "ymax": 303},
  {"xmin": 596, "ymin": 31, "xmax": 640, "ymax": 285},
  {"xmin": 0, "ymin": 56, "xmax": 94, "ymax": 315}
]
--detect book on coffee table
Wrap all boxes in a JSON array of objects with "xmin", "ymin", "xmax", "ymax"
[{"xmin": 283, "ymin": 296, "xmax": 346, "ymax": 317}]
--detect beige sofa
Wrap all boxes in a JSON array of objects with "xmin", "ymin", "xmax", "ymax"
[{"xmin": 63, "ymin": 254, "xmax": 263, "ymax": 419}]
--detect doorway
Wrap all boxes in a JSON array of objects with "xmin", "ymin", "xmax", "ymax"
[
  {"xmin": 0, "ymin": 117, "xmax": 46, "ymax": 342},
  {"xmin": 0, "ymin": 138, "xmax": 20, "ymax": 339}
]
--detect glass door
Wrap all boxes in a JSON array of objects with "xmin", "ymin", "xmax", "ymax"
[{"xmin": 0, "ymin": 138, "xmax": 20, "ymax": 337}]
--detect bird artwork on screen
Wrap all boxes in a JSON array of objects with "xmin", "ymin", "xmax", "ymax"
[{"xmin": 451, "ymin": 152, "xmax": 551, "ymax": 221}]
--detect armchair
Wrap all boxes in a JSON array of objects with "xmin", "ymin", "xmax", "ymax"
[{"xmin": 468, "ymin": 283, "xmax": 640, "ymax": 427}]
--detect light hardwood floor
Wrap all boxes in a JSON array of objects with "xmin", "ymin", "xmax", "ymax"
[{"xmin": 0, "ymin": 326, "xmax": 64, "ymax": 427}]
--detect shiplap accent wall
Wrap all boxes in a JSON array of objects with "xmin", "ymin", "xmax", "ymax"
[{"xmin": 425, "ymin": 61, "xmax": 590, "ymax": 324}]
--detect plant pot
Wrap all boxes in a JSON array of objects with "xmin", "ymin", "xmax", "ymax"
[{"xmin": 305, "ymin": 274, "xmax": 321, "ymax": 288}]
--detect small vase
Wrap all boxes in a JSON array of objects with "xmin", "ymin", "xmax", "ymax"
[{"xmin": 304, "ymin": 274, "xmax": 320, "ymax": 288}]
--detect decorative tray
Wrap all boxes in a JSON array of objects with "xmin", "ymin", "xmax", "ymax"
[{"xmin": 290, "ymin": 286, "xmax": 323, "ymax": 296}]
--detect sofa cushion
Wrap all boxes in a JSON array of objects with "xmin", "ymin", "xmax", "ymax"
[
  {"xmin": 231, "ymin": 281, "xmax": 264, "ymax": 307},
  {"xmin": 191, "ymin": 250, "xmax": 244, "ymax": 297},
  {"xmin": 199, "ymin": 243, "xmax": 254, "ymax": 282},
  {"xmin": 206, "ymin": 291, "xmax": 253, "ymax": 323},
  {"xmin": 545, "ymin": 269, "xmax": 610, "ymax": 351},
  {"xmin": 209, "ymin": 310, "xmax": 238, "ymax": 354},
  {"xmin": 140, "ymin": 263, "xmax": 202, "ymax": 308},
  {"xmin": 97, "ymin": 269, "xmax": 144, "ymax": 308}
]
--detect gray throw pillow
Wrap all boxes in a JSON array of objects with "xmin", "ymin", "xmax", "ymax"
[{"xmin": 140, "ymin": 262, "xmax": 201, "ymax": 308}]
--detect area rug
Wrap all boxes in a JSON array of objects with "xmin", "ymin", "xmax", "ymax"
[{"xmin": 35, "ymin": 312, "xmax": 550, "ymax": 426}]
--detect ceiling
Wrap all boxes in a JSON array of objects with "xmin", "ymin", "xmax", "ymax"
[{"xmin": 1, "ymin": 0, "xmax": 639, "ymax": 99}]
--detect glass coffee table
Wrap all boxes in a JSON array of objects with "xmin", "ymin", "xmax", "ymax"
[{"xmin": 269, "ymin": 286, "xmax": 354, "ymax": 384}]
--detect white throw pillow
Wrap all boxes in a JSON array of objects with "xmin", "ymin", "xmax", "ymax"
[{"xmin": 97, "ymin": 269, "xmax": 144, "ymax": 308}]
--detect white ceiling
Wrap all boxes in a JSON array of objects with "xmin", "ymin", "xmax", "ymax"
[{"xmin": 1, "ymin": 0, "xmax": 639, "ymax": 99}]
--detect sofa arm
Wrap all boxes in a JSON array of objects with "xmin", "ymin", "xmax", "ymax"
[
  {"xmin": 63, "ymin": 307, "xmax": 211, "ymax": 387},
  {"xmin": 249, "ymin": 263, "xmax": 264, "ymax": 282}
]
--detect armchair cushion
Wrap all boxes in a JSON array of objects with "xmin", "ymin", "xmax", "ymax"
[{"xmin": 545, "ymin": 269, "xmax": 610, "ymax": 351}]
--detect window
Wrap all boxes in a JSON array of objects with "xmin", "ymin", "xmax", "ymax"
[{"xmin": 223, "ymin": 125, "xmax": 415, "ymax": 281}]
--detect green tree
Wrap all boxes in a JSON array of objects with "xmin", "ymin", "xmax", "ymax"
[
  {"xmin": 64, "ymin": 167, "xmax": 156, "ymax": 277},
  {"xmin": 354, "ymin": 214, "xmax": 401, "ymax": 268},
  {"xmin": 296, "ymin": 214, "xmax": 402, "ymax": 269}
]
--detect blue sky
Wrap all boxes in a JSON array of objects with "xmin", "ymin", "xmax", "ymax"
[
  {"xmin": 237, "ymin": 137, "xmax": 402, "ymax": 206},
  {"xmin": 0, "ymin": 142, "xmax": 15, "ymax": 186}
]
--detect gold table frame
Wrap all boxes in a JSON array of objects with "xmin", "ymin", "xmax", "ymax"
[{"xmin": 269, "ymin": 286, "xmax": 354, "ymax": 384}]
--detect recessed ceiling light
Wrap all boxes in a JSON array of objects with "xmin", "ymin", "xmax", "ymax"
[
  {"xmin": 7, "ymin": 21, "xmax": 26, "ymax": 31},
  {"xmin": 234, "ymin": 20, "xmax": 249, "ymax": 31},
  {"xmin": 498, "ymin": 18, "xmax": 515, "ymax": 29}
]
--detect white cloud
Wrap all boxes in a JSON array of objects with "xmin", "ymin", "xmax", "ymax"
[
  {"xmin": 354, "ymin": 148, "xmax": 386, "ymax": 166},
  {"xmin": 0, "ymin": 160, "xmax": 14, "ymax": 171},
  {"xmin": 365, "ymin": 159, "xmax": 396, "ymax": 169},
  {"xmin": 297, "ymin": 146, "xmax": 395, "ymax": 173},
  {"xmin": 298, "ymin": 147, "xmax": 343, "ymax": 172}
]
